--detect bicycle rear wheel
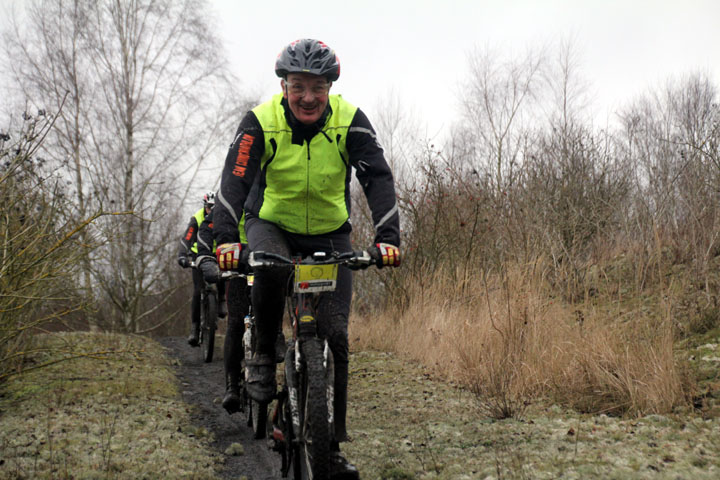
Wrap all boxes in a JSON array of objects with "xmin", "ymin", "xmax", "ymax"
[
  {"xmin": 202, "ymin": 292, "xmax": 217, "ymax": 363},
  {"xmin": 294, "ymin": 338, "xmax": 333, "ymax": 479}
]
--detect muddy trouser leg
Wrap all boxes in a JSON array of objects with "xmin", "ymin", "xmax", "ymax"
[
  {"xmin": 245, "ymin": 218, "xmax": 292, "ymax": 356},
  {"xmin": 224, "ymin": 277, "xmax": 249, "ymax": 388}
]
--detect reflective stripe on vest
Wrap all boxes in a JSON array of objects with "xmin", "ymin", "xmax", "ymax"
[{"xmin": 252, "ymin": 94, "xmax": 358, "ymax": 235}]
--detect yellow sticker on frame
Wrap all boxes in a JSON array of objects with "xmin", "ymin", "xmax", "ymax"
[{"xmin": 294, "ymin": 264, "xmax": 338, "ymax": 293}]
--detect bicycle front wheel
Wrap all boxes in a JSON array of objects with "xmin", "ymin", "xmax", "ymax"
[
  {"xmin": 202, "ymin": 292, "xmax": 217, "ymax": 363},
  {"xmin": 250, "ymin": 399, "xmax": 269, "ymax": 439},
  {"xmin": 295, "ymin": 338, "xmax": 333, "ymax": 479}
]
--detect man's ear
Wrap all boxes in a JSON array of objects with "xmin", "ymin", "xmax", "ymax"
[{"xmin": 280, "ymin": 79, "xmax": 287, "ymax": 98}]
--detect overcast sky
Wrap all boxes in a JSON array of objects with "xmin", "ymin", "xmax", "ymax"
[
  {"xmin": 210, "ymin": 0, "xmax": 720, "ymax": 137},
  {"xmin": 2, "ymin": 0, "xmax": 718, "ymax": 138}
]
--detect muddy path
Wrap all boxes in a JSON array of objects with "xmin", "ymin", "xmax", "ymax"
[{"xmin": 159, "ymin": 336, "xmax": 282, "ymax": 480}]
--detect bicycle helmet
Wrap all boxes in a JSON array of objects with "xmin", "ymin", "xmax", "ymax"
[
  {"xmin": 203, "ymin": 191, "xmax": 216, "ymax": 207},
  {"xmin": 275, "ymin": 39, "xmax": 340, "ymax": 82}
]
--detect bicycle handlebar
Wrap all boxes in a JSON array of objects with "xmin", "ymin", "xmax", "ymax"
[
  {"xmin": 219, "ymin": 269, "xmax": 249, "ymax": 280},
  {"xmin": 249, "ymin": 248, "xmax": 381, "ymax": 271}
]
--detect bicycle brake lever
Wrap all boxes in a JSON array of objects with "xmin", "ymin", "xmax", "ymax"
[
  {"xmin": 356, "ymin": 250, "xmax": 372, "ymax": 265},
  {"xmin": 248, "ymin": 251, "xmax": 260, "ymax": 269},
  {"xmin": 346, "ymin": 250, "xmax": 372, "ymax": 269}
]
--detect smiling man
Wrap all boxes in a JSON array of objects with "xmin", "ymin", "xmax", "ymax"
[{"xmin": 213, "ymin": 38, "xmax": 401, "ymax": 479}]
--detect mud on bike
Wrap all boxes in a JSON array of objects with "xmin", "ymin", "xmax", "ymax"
[{"xmin": 248, "ymin": 248, "xmax": 380, "ymax": 480}]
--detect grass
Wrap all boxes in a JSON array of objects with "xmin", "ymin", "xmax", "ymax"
[
  {"xmin": 351, "ymin": 262, "xmax": 699, "ymax": 418},
  {"xmin": 2, "ymin": 249, "xmax": 720, "ymax": 479},
  {"xmin": 0, "ymin": 330, "xmax": 719, "ymax": 479},
  {"xmin": 340, "ymin": 252, "xmax": 720, "ymax": 478},
  {"xmin": 0, "ymin": 332, "xmax": 222, "ymax": 480},
  {"xmin": 342, "ymin": 349, "xmax": 720, "ymax": 480}
]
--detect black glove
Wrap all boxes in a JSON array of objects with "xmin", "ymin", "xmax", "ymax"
[
  {"xmin": 198, "ymin": 257, "xmax": 219, "ymax": 284},
  {"xmin": 177, "ymin": 256, "xmax": 190, "ymax": 269}
]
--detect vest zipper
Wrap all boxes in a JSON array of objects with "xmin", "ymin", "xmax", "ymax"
[{"xmin": 306, "ymin": 141, "xmax": 311, "ymax": 234}]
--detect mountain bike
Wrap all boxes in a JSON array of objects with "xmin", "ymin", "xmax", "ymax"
[
  {"xmin": 242, "ymin": 275, "xmax": 269, "ymax": 439},
  {"xmin": 251, "ymin": 248, "xmax": 379, "ymax": 479},
  {"xmin": 213, "ymin": 260, "xmax": 269, "ymax": 439},
  {"xmin": 192, "ymin": 261, "xmax": 221, "ymax": 363}
]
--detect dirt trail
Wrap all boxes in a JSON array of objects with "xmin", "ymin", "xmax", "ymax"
[{"xmin": 159, "ymin": 336, "xmax": 282, "ymax": 480}]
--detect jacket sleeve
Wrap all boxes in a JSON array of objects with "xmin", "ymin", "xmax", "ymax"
[
  {"xmin": 177, "ymin": 215, "xmax": 199, "ymax": 259},
  {"xmin": 196, "ymin": 209, "xmax": 215, "ymax": 258},
  {"xmin": 214, "ymin": 112, "xmax": 265, "ymax": 245},
  {"xmin": 347, "ymin": 108, "xmax": 401, "ymax": 246}
]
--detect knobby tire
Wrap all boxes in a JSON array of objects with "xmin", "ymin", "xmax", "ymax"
[
  {"xmin": 250, "ymin": 399, "xmax": 268, "ymax": 439},
  {"xmin": 202, "ymin": 292, "xmax": 217, "ymax": 363},
  {"xmin": 242, "ymin": 319, "xmax": 268, "ymax": 438},
  {"xmin": 295, "ymin": 338, "xmax": 332, "ymax": 479}
]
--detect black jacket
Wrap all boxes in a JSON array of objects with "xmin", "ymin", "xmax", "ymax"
[
  {"xmin": 196, "ymin": 209, "xmax": 216, "ymax": 259},
  {"xmin": 214, "ymin": 97, "xmax": 400, "ymax": 247},
  {"xmin": 177, "ymin": 212, "xmax": 201, "ymax": 260}
]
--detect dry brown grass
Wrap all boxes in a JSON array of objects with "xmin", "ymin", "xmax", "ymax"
[{"xmin": 350, "ymin": 261, "xmax": 693, "ymax": 418}]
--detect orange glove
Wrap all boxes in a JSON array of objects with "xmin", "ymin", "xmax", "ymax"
[
  {"xmin": 216, "ymin": 243, "xmax": 242, "ymax": 270},
  {"xmin": 376, "ymin": 243, "xmax": 401, "ymax": 268}
]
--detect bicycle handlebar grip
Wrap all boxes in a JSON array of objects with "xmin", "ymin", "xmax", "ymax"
[
  {"xmin": 240, "ymin": 248, "xmax": 251, "ymax": 266},
  {"xmin": 367, "ymin": 246, "xmax": 382, "ymax": 268}
]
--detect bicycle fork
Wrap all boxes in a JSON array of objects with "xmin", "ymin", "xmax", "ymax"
[{"xmin": 272, "ymin": 293, "xmax": 335, "ymax": 476}]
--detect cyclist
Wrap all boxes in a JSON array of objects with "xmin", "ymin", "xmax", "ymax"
[
  {"xmin": 196, "ymin": 209, "xmax": 288, "ymax": 415},
  {"xmin": 177, "ymin": 191, "xmax": 227, "ymax": 347},
  {"xmin": 213, "ymin": 39, "xmax": 401, "ymax": 478}
]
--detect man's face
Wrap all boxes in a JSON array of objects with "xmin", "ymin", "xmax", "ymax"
[{"xmin": 282, "ymin": 73, "xmax": 331, "ymax": 125}]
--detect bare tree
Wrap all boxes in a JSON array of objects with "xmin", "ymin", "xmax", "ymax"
[
  {"xmin": 2, "ymin": 0, "xmax": 252, "ymax": 332},
  {"xmin": 458, "ymin": 45, "xmax": 545, "ymax": 193},
  {"xmin": 517, "ymin": 38, "xmax": 632, "ymax": 299},
  {"xmin": 615, "ymin": 74, "xmax": 720, "ymax": 291},
  {"xmin": 372, "ymin": 87, "xmax": 425, "ymax": 184}
]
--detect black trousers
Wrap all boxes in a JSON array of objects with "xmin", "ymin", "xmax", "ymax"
[{"xmin": 223, "ymin": 277, "xmax": 250, "ymax": 383}]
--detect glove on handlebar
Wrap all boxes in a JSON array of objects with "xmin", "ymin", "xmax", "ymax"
[
  {"xmin": 216, "ymin": 243, "xmax": 242, "ymax": 271},
  {"xmin": 376, "ymin": 243, "xmax": 401, "ymax": 268},
  {"xmin": 177, "ymin": 256, "xmax": 190, "ymax": 269},
  {"xmin": 198, "ymin": 257, "xmax": 219, "ymax": 283}
]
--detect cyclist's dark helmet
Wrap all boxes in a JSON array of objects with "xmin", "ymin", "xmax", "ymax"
[
  {"xmin": 275, "ymin": 39, "xmax": 340, "ymax": 82},
  {"xmin": 203, "ymin": 191, "xmax": 215, "ymax": 208}
]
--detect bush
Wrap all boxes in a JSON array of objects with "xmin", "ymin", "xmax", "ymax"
[{"xmin": 0, "ymin": 112, "xmax": 97, "ymax": 384}]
